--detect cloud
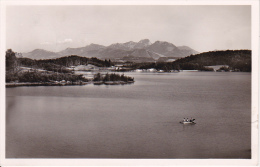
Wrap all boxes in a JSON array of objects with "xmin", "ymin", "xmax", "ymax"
[
  {"xmin": 57, "ymin": 38, "xmax": 73, "ymax": 44},
  {"xmin": 41, "ymin": 39, "xmax": 73, "ymax": 45},
  {"xmin": 40, "ymin": 42, "xmax": 51, "ymax": 45}
]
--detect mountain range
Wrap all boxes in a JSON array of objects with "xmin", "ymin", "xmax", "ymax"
[{"xmin": 22, "ymin": 39, "xmax": 199, "ymax": 62}]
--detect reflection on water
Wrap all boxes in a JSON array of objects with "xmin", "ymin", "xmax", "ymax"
[{"xmin": 6, "ymin": 72, "xmax": 251, "ymax": 158}]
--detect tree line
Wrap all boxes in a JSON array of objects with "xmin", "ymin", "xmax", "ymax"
[
  {"xmin": 6, "ymin": 70, "xmax": 88, "ymax": 83},
  {"xmin": 128, "ymin": 50, "xmax": 251, "ymax": 72},
  {"xmin": 173, "ymin": 50, "xmax": 251, "ymax": 72},
  {"xmin": 17, "ymin": 55, "xmax": 113, "ymax": 71},
  {"xmin": 5, "ymin": 49, "xmax": 112, "ymax": 82}
]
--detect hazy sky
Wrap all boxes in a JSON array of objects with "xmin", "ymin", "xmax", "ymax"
[{"xmin": 6, "ymin": 5, "xmax": 251, "ymax": 53}]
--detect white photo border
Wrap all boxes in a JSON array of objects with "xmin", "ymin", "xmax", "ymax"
[{"xmin": 0, "ymin": 0, "xmax": 258, "ymax": 166}]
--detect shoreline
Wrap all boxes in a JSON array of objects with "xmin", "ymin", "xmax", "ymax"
[
  {"xmin": 93, "ymin": 81, "xmax": 134, "ymax": 85},
  {"xmin": 6, "ymin": 81, "xmax": 135, "ymax": 87},
  {"xmin": 6, "ymin": 81, "xmax": 89, "ymax": 87}
]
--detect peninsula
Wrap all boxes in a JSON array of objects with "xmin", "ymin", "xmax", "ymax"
[{"xmin": 5, "ymin": 49, "xmax": 134, "ymax": 87}]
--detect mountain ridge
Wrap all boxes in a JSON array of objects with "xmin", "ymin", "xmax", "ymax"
[{"xmin": 22, "ymin": 39, "xmax": 200, "ymax": 62}]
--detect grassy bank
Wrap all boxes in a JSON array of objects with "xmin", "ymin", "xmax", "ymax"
[{"xmin": 6, "ymin": 81, "xmax": 89, "ymax": 87}]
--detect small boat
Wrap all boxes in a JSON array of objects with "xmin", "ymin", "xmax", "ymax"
[
  {"xmin": 179, "ymin": 121, "xmax": 196, "ymax": 124},
  {"xmin": 180, "ymin": 118, "xmax": 196, "ymax": 124}
]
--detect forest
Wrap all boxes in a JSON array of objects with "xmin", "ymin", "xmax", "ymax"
[
  {"xmin": 18, "ymin": 55, "xmax": 113, "ymax": 73},
  {"xmin": 5, "ymin": 49, "xmax": 112, "ymax": 83},
  {"xmin": 129, "ymin": 50, "xmax": 251, "ymax": 72}
]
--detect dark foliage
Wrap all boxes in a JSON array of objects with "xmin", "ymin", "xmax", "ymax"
[
  {"xmin": 6, "ymin": 71, "xmax": 88, "ymax": 83},
  {"xmin": 37, "ymin": 56, "xmax": 113, "ymax": 67},
  {"xmin": 129, "ymin": 50, "xmax": 251, "ymax": 72},
  {"xmin": 6, "ymin": 49, "xmax": 18, "ymax": 72},
  {"xmin": 17, "ymin": 55, "xmax": 113, "ymax": 72},
  {"xmin": 93, "ymin": 73, "xmax": 134, "ymax": 82},
  {"xmin": 173, "ymin": 50, "xmax": 251, "ymax": 72},
  {"xmin": 6, "ymin": 50, "xmax": 93, "ymax": 83}
]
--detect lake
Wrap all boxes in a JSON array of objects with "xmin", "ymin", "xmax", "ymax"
[{"xmin": 6, "ymin": 72, "xmax": 251, "ymax": 158}]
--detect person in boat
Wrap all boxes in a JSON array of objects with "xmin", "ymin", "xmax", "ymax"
[
  {"xmin": 183, "ymin": 118, "xmax": 186, "ymax": 122},
  {"xmin": 186, "ymin": 118, "xmax": 189, "ymax": 122},
  {"xmin": 190, "ymin": 117, "xmax": 193, "ymax": 122}
]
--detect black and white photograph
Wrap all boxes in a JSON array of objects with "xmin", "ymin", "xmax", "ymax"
[{"xmin": 1, "ymin": 0, "xmax": 259, "ymax": 166}]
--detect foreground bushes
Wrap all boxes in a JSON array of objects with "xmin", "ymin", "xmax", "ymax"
[{"xmin": 6, "ymin": 71, "xmax": 88, "ymax": 83}]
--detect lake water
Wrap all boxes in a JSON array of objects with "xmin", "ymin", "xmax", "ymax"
[{"xmin": 6, "ymin": 72, "xmax": 251, "ymax": 158}]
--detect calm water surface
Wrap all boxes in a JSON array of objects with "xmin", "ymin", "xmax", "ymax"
[{"xmin": 6, "ymin": 72, "xmax": 251, "ymax": 158}]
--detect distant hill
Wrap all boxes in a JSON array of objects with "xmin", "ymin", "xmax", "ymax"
[
  {"xmin": 108, "ymin": 41, "xmax": 137, "ymax": 51},
  {"xmin": 177, "ymin": 46, "xmax": 199, "ymax": 56},
  {"xmin": 107, "ymin": 39, "xmax": 151, "ymax": 51},
  {"xmin": 135, "ymin": 50, "xmax": 251, "ymax": 72},
  {"xmin": 173, "ymin": 50, "xmax": 251, "ymax": 72},
  {"xmin": 17, "ymin": 55, "xmax": 113, "ymax": 73},
  {"xmin": 22, "ymin": 49, "xmax": 62, "ymax": 59},
  {"xmin": 22, "ymin": 39, "xmax": 199, "ymax": 62},
  {"xmin": 147, "ymin": 41, "xmax": 182, "ymax": 57},
  {"xmin": 134, "ymin": 39, "xmax": 151, "ymax": 49},
  {"xmin": 58, "ymin": 44, "xmax": 106, "ymax": 57}
]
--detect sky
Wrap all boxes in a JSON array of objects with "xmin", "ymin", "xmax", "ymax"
[{"xmin": 6, "ymin": 5, "xmax": 251, "ymax": 53}]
